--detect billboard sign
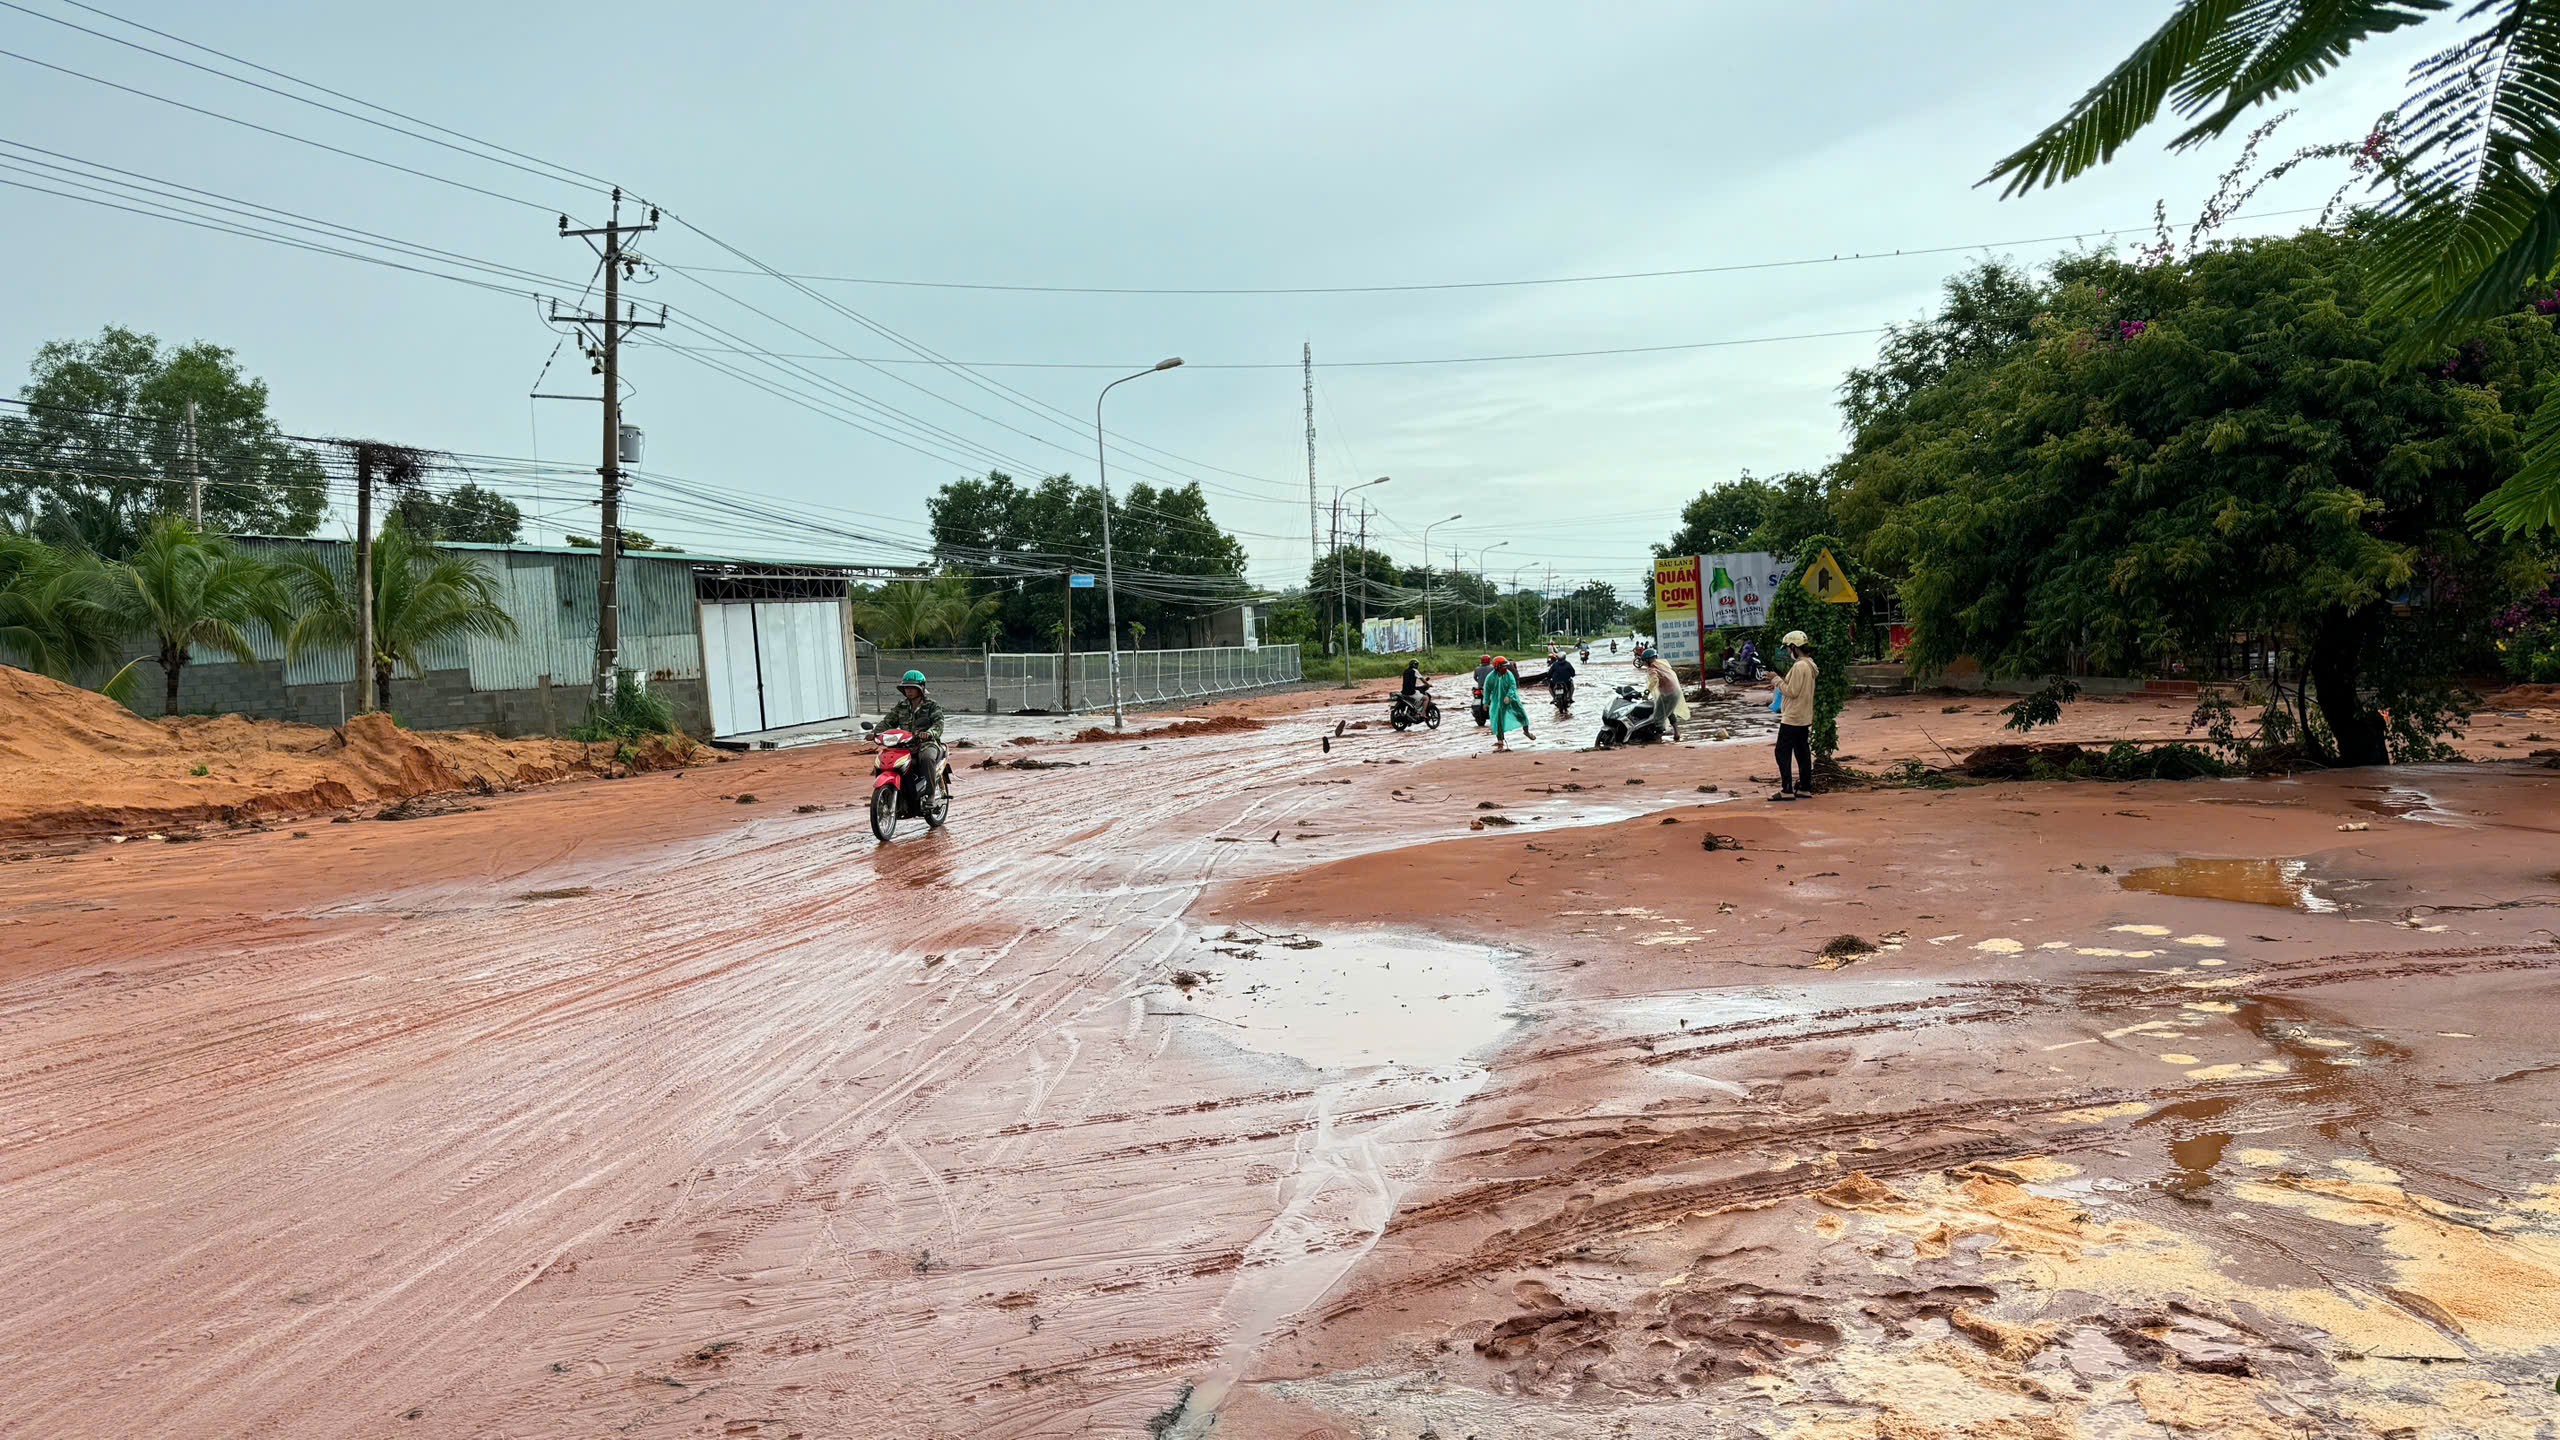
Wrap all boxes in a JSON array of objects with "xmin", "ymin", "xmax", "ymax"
[
  {"xmin": 1700, "ymin": 551, "xmax": 1794, "ymax": 629},
  {"xmin": 1652, "ymin": 555, "xmax": 1703, "ymax": 666}
]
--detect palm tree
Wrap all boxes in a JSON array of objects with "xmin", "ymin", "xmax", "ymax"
[
  {"xmin": 1989, "ymin": 0, "xmax": 2560, "ymax": 536},
  {"xmin": 281, "ymin": 515, "xmax": 515, "ymax": 712},
  {"xmin": 99, "ymin": 518, "xmax": 291, "ymax": 712},
  {"xmin": 854, "ymin": 574, "xmax": 998, "ymax": 648},
  {"xmin": 0, "ymin": 531, "xmax": 133, "ymax": 697}
]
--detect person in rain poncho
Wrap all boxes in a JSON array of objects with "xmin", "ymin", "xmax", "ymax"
[
  {"xmin": 1484, "ymin": 655, "xmax": 1534, "ymax": 752},
  {"xmin": 1638, "ymin": 645, "xmax": 1691, "ymax": 740}
]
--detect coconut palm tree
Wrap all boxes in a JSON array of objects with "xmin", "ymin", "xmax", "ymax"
[
  {"xmin": 1989, "ymin": 0, "xmax": 2560, "ymax": 536},
  {"xmin": 99, "ymin": 518, "xmax": 291, "ymax": 711},
  {"xmin": 854, "ymin": 574, "xmax": 998, "ymax": 648},
  {"xmin": 0, "ymin": 530, "xmax": 132, "ymax": 696},
  {"xmin": 280, "ymin": 515, "xmax": 515, "ymax": 713}
]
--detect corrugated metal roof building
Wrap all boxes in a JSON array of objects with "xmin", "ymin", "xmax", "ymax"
[{"xmin": 121, "ymin": 538, "xmax": 903, "ymax": 740}]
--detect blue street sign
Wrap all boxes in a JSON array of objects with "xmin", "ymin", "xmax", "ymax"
[{"xmin": 1069, "ymin": 573, "xmax": 1097, "ymax": 589}]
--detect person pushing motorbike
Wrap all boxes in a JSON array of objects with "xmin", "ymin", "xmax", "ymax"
[
  {"xmin": 878, "ymin": 670, "xmax": 947, "ymax": 803},
  {"xmin": 1636, "ymin": 645, "xmax": 1689, "ymax": 741}
]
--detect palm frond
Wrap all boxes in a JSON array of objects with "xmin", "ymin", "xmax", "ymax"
[
  {"xmin": 2170, "ymin": 0, "xmax": 2452, "ymax": 148},
  {"xmin": 1988, "ymin": 0, "xmax": 2264, "ymax": 195},
  {"xmin": 1988, "ymin": 0, "xmax": 2443, "ymax": 195}
]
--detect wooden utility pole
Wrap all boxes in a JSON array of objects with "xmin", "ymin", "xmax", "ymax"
[{"xmin": 554, "ymin": 189, "xmax": 663, "ymax": 703}]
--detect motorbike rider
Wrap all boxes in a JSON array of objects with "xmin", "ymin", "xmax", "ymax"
[
  {"xmin": 1402, "ymin": 658, "xmax": 1423, "ymax": 699},
  {"xmin": 878, "ymin": 670, "xmax": 947, "ymax": 803},
  {"xmin": 1545, "ymin": 648, "xmax": 1577, "ymax": 703},
  {"xmin": 1473, "ymin": 653, "xmax": 1493, "ymax": 689}
]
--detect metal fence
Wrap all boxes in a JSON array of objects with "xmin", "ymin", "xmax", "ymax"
[{"xmin": 981, "ymin": 644, "xmax": 1301, "ymax": 714}]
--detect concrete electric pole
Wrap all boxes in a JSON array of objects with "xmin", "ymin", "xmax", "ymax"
[{"xmin": 553, "ymin": 189, "xmax": 664, "ymax": 705}]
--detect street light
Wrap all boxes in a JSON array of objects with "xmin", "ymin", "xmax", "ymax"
[
  {"xmin": 1509, "ymin": 562, "xmax": 1536, "ymax": 649},
  {"xmin": 1331, "ymin": 477, "xmax": 1389, "ymax": 686},
  {"xmin": 1477, "ymin": 540, "xmax": 1510, "ymax": 647},
  {"xmin": 1095, "ymin": 356, "xmax": 1183, "ymax": 729},
  {"xmin": 1420, "ymin": 513, "xmax": 1462, "ymax": 650}
]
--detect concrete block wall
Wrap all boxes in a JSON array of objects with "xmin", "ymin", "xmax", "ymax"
[{"xmin": 122, "ymin": 657, "xmax": 711, "ymax": 739}]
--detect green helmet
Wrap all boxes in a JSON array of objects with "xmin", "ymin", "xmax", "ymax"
[{"xmin": 900, "ymin": 670, "xmax": 928, "ymax": 687}]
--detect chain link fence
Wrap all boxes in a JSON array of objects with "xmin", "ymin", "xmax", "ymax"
[{"xmin": 981, "ymin": 645, "xmax": 1300, "ymax": 715}]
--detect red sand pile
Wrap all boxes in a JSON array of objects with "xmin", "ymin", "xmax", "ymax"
[
  {"xmin": 1070, "ymin": 713, "xmax": 1267, "ymax": 744},
  {"xmin": 0, "ymin": 664, "xmax": 689, "ymax": 840}
]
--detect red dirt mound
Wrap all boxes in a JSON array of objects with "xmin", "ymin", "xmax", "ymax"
[
  {"xmin": 1069, "ymin": 713, "xmax": 1267, "ymax": 744},
  {"xmin": 0, "ymin": 665, "xmax": 694, "ymax": 841}
]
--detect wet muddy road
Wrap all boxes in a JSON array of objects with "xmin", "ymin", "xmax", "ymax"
[
  {"xmin": 6, "ymin": 687, "xmax": 2560, "ymax": 1438},
  {"xmin": 0, "ymin": 689, "xmax": 1723, "ymax": 1438}
]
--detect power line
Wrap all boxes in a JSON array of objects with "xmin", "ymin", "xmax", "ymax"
[
  {"xmin": 659, "ymin": 208, "xmax": 2326, "ymax": 296},
  {"xmin": 648, "ymin": 327, "xmax": 1893, "ymax": 371}
]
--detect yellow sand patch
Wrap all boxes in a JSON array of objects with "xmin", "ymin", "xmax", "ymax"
[
  {"xmin": 2333, "ymin": 1158, "xmax": 2402, "ymax": 1184},
  {"xmin": 2159, "ymin": 1052, "xmax": 2201, "ymax": 1066},
  {"xmin": 2183, "ymin": 1000, "xmax": 2239, "ymax": 1015},
  {"xmin": 2186, "ymin": 1063, "xmax": 2248, "ymax": 1080},
  {"xmin": 2197, "ymin": 957, "xmax": 2227, "ymax": 967},
  {"xmin": 2236, "ymin": 1147, "xmax": 2288, "ymax": 1168},
  {"xmin": 1974, "ymin": 1156, "xmax": 2080, "ymax": 1184},
  {"xmin": 2075, "ymin": 946, "xmax": 2128, "ymax": 957},
  {"xmin": 1972, "ymin": 937, "xmax": 2025, "ymax": 955},
  {"xmin": 2299, "ymin": 1036, "xmax": 2354, "ymax": 1048},
  {"xmin": 2233, "ymin": 1176, "xmax": 2560, "ymax": 1351},
  {"xmin": 2175, "ymin": 933, "xmax": 2226, "ymax": 947},
  {"xmin": 2110, "ymin": 923, "xmax": 2172, "ymax": 936},
  {"xmin": 2051, "ymin": 1100, "xmax": 2153, "ymax": 1125},
  {"xmin": 2131, "ymin": 1373, "xmax": 2294, "ymax": 1438}
]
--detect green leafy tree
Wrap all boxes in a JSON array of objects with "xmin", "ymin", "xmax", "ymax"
[
  {"xmin": 0, "ymin": 326, "xmax": 327, "ymax": 555},
  {"xmin": 0, "ymin": 530, "xmax": 130, "ymax": 695},
  {"xmin": 99, "ymin": 517, "xmax": 291, "ymax": 711},
  {"xmin": 1863, "ymin": 230, "xmax": 2558, "ymax": 767},
  {"xmin": 1760, "ymin": 534, "xmax": 1858, "ymax": 759},
  {"xmin": 926, "ymin": 470, "xmax": 1251, "ymax": 649},
  {"xmin": 1659, "ymin": 476, "xmax": 1779, "ymax": 556},
  {"xmin": 1985, "ymin": 0, "xmax": 2560, "ymax": 535},
  {"xmin": 565, "ymin": 528, "xmax": 658, "ymax": 551},
  {"xmin": 281, "ymin": 516, "xmax": 515, "ymax": 712},
  {"xmin": 395, "ymin": 483, "xmax": 522, "ymax": 544}
]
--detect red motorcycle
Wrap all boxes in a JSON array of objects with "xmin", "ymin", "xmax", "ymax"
[{"xmin": 865, "ymin": 725, "xmax": 951, "ymax": 841}]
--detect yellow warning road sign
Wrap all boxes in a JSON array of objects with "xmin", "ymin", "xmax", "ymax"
[{"xmin": 1799, "ymin": 547, "xmax": 1858, "ymax": 604}]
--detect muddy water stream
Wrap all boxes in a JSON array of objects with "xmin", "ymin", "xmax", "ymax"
[
  {"xmin": 2117, "ymin": 856, "xmax": 2343, "ymax": 911},
  {"xmin": 1163, "ymin": 932, "xmax": 1517, "ymax": 1435}
]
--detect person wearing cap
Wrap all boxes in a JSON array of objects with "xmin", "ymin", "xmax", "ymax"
[
  {"xmin": 1474, "ymin": 653, "xmax": 1494, "ymax": 689},
  {"xmin": 1772, "ymin": 630, "xmax": 1817, "ymax": 801},
  {"xmin": 880, "ymin": 669, "xmax": 948, "ymax": 802},
  {"xmin": 1484, "ymin": 655, "xmax": 1534, "ymax": 751}
]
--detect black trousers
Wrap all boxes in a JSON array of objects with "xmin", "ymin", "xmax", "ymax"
[{"xmin": 1775, "ymin": 723, "xmax": 1813, "ymax": 793}]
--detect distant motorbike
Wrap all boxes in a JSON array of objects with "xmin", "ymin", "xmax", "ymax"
[
  {"xmin": 1550, "ymin": 679, "xmax": 1574, "ymax": 714},
  {"xmin": 864, "ymin": 724, "xmax": 950, "ymax": 841},
  {"xmin": 1721, "ymin": 651, "xmax": 1763, "ymax": 684},
  {"xmin": 1389, "ymin": 685, "xmax": 1443, "ymax": 731},
  {"xmin": 1594, "ymin": 683, "xmax": 1666, "ymax": 749},
  {"xmin": 1470, "ymin": 682, "xmax": 1489, "ymax": 728}
]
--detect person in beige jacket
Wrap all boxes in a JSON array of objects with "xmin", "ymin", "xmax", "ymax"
[{"xmin": 1772, "ymin": 629, "xmax": 1817, "ymax": 800}]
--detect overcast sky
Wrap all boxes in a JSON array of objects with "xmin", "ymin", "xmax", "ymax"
[{"xmin": 0, "ymin": 1, "xmax": 2450, "ymax": 595}]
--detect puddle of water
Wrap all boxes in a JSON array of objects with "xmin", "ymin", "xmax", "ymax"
[
  {"xmin": 1177, "ymin": 932, "xmax": 1516, "ymax": 1072},
  {"xmin": 2118, "ymin": 857, "xmax": 2341, "ymax": 912},
  {"xmin": 2343, "ymin": 786, "xmax": 2467, "ymax": 827},
  {"xmin": 2139, "ymin": 1096, "xmax": 2238, "ymax": 1198}
]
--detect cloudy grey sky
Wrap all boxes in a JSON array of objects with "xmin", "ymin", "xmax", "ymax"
[{"xmin": 0, "ymin": 1, "xmax": 2448, "ymax": 596}]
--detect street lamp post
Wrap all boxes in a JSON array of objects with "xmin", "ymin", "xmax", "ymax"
[
  {"xmin": 1420, "ymin": 513, "xmax": 1462, "ymax": 651},
  {"xmin": 1095, "ymin": 357, "xmax": 1182, "ymax": 729},
  {"xmin": 1330, "ymin": 477, "xmax": 1389, "ymax": 687},
  {"xmin": 1477, "ymin": 540, "xmax": 1510, "ymax": 648},
  {"xmin": 1509, "ymin": 562, "xmax": 1535, "ymax": 650}
]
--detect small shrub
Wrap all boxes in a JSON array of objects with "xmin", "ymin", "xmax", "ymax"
[
  {"xmin": 570, "ymin": 669, "xmax": 677, "ymax": 742},
  {"xmin": 187, "ymin": 762, "xmax": 209, "ymax": 777},
  {"xmin": 2001, "ymin": 677, "xmax": 2082, "ymax": 733}
]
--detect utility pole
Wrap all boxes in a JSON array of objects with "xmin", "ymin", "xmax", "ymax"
[
  {"xmin": 1355, "ymin": 503, "xmax": 1371, "ymax": 627},
  {"xmin": 353, "ymin": 444, "xmax": 375, "ymax": 712},
  {"xmin": 183, "ymin": 397, "xmax": 202, "ymax": 530},
  {"xmin": 1059, "ymin": 570, "xmax": 1073, "ymax": 713},
  {"xmin": 1303, "ymin": 341, "xmax": 1319, "ymax": 608},
  {"xmin": 554, "ymin": 189, "xmax": 663, "ymax": 704}
]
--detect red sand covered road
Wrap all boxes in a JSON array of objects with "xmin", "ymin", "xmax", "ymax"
[{"xmin": 3, "ymin": 684, "xmax": 2557, "ymax": 1437}]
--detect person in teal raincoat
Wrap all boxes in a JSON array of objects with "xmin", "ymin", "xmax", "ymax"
[{"xmin": 1484, "ymin": 655, "xmax": 1534, "ymax": 752}]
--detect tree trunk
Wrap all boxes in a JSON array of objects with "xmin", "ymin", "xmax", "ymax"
[
  {"xmin": 375, "ymin": 661, "xmax": 395, "ymax": 718},
  {"xmin": 161, "ymin": 645, "xmax": 184, "ymax": 713},
  {"xmin": 2309, "ymin": 606, "xmax": 2388, "ymax": 767}
]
